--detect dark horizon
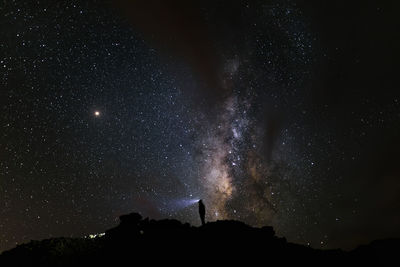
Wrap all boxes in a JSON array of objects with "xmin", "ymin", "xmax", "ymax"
[
  {"xmin": 3, "ymin": 212, "xmax": 399, "ymax": 265},
  {"xmin": 1, "ymin": 0, "xmax": 399, "ymax": 252}
]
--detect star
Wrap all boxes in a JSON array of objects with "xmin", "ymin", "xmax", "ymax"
[{"xmin": 94, "ymin": 111, "xmax": 100, "ymax": 117}]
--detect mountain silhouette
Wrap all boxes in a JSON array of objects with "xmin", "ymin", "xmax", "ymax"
[{"xmin": 1, "ymin": 212, "xmax": 399, "ymax": 266}]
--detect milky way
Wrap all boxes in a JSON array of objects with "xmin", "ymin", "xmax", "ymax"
[{"xmin": 1, "ymin": 0, "xmax": 399, "ymax": 252}]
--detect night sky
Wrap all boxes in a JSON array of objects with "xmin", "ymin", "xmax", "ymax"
[{"xmin": 1, "ymin": 0, "xmax": 399, "ymax": 252}]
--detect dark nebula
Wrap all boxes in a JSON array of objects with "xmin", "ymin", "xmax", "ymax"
[{"xmin": 0, "ymin": 0, "xmax": 399, "ymax": 252}]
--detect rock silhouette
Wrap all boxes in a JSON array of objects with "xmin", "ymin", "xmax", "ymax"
[{"xmin": 1, "ymin": 212, "xmax": 399, "ymax": 266}]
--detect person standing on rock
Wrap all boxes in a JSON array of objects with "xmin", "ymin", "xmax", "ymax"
[{"xmin": 198, "ymin": 199, "xmax": 206, "ymax": 226}]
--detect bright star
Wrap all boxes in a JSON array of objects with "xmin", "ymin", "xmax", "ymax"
[{"xmin": 94, "ymin": 111, "xmax": 100, "ymax": 117}]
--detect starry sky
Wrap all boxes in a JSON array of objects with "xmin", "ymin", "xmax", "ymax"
[{"xmin": 1, "ymin": 0, "xmax": 399, "ymax": 252}]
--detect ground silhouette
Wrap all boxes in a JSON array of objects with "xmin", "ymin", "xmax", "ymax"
[{"xmin": 1, "ymin": 212, "xmax": 399, "ymax": 266}]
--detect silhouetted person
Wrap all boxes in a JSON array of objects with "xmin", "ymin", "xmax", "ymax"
[{"xmin": 198, "ymin": 199, "xmax": 206, "ymax": 226}]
